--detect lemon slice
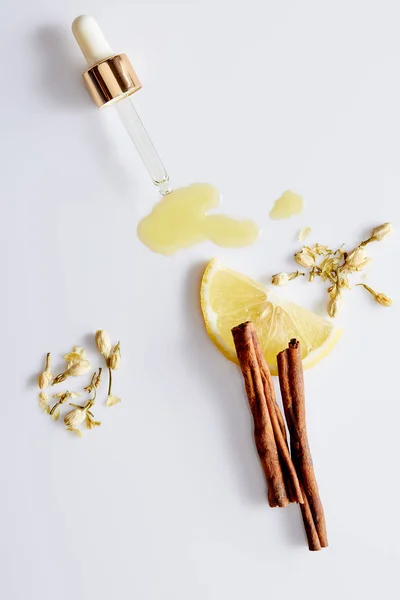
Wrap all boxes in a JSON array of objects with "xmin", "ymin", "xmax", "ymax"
[{"xmin": 200, "ymin": 259, "xmax": 341, "ymax": 375}]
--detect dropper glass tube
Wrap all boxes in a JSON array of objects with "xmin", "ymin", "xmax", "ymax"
[
  {"xmin": 72, "ymin": 15, "xmax": 172, "ymax": 196},
  {"xmin": 116, "ymin": 96, "xmax": 171, "ymax": 195}
]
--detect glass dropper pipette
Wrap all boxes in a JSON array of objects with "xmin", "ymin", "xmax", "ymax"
[{"xmin": 72, "ymin": 15, "xmax": 172, "ymax": 195}]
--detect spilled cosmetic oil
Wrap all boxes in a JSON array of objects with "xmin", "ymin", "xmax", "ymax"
[
  {"xmin": 138, "ymin": 183, "xmax": 260, "ymax": 255},
  {"xmin": 269, "ymin": 190, "xmax": 304, "ymax": 220}
]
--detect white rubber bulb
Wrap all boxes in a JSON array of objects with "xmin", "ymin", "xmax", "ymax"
[{"xmin": 72, "ymin": 15, "xmax": 113, "ymax": 67}]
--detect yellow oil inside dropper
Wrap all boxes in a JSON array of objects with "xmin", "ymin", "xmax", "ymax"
[{"xmin": 72, "ymin": 15, "xmax": 259, "ymax": 255}]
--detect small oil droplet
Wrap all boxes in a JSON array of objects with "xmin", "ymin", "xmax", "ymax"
[
  {"xmin": 269, "ymin": 190, "xmax": 304, "ymax": 220},
  {"xmin": 137, "ymin": 183, "xmax": 260, "ymax": 255}
]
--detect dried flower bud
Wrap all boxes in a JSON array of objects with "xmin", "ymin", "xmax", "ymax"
[
  {"xmin": 295, "ymin": 250, "xmax": 315, "ymax": 269},
  {"xmin": 370, "ymin": 222, "xmax": 393, "ymax": 242},
  {"xmin": 52, "ymin": 372, "xmax": 67, "ymax": 385},
  {"xmin": 273, "ymin": 222, "xmax": 392, "ymax": 318},
  {"xmin": 67, "ymin": 360, "xmax": 91, "ymax": 377},
  {"xmin": 108, "ymin": 343, "xmax": 121, "ymax": 370},
  {"xmin": 64, "ymin": 407, "xmax": 87, "ymax": 429},
  {"xmin": 38, "ymin": 353, "xmax": 52, "ymax": 389},
  {"xmin": 106, "ymin": 395, "xmax": 121, "ymax": 407},
  {"xmin": 327, "ymin": 293, "xmax": 342, "ymax": 318},
  {"xmin": 375, "ymin": 293, "xmax": 392, "ymax": 307},
  {"xmin": 38, "ymin": 370, "xmax": 52, "ymax": 390},
  {"xmin": 52, "ymin": 359, "xmax": 91, "ymax": 386},
  {"xmin": 345, "ymin": 247, "xmax": 369, "ymax": 271},
  {"xmin": 64, "ymin": 400, "xmax": 96, "ymax": 434},
  {"xmin": 356, "ymin": 283, "xmax": 393, "ymax": 307},
  {"xmin": 96, "ymin": 330, "xmax": 112, "ymax": 358}
]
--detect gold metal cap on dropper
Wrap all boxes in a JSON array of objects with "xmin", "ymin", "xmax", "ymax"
[{"xmin": 72, "ymin": 15, "xmax": 142, "ymax": 108}]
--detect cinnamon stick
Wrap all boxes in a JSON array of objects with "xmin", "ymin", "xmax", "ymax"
[
  {"xmin": 249, "ymin": 327, "xmax": 303, "ymax": 505},
  {"xmin": 277, "ymin": 339, "xmax": 328, "ymax": 551},
  {"xmin": 232, "ymin": 322, "xmax": 303, "ymax": 507}
]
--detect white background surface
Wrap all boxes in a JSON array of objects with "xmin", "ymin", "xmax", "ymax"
[{"xmin": 1, "ymin": 1, "xmax": 399, "ymax": 598}]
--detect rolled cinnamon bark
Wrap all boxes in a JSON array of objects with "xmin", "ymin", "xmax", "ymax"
[
  {"xmin": 249, "ymin": 327, "xmax": 303, "ymax": 505},
  {"xmin": 232, "ymin": 322, "xmax": 303, "ymax": 507},
  {"xmin": 277, "ymin": 339, "xmax": 328, "ymax": 550}
]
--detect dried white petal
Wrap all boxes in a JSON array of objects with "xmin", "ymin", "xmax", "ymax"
[
  {"xmin": 64, "ymin": 347, "xmax": 87, "ymax": 364},
  {"xmin": 39, "ymin": 392, "xmax": 49, "ymax": 410},
  {"xmin": 66, "ymin": 427, "xmax": 82, "ymax": 438},
  {"xmin": 319, "ymin": 256, "xmax": 340, "ymax": 281},
  {"xmin": 65, "ymin": 354, "xmax": 82, "ymax": 367},
  {"xmin": 298, "ymin": 227, "xmax": 312, "ymax": 241},
  {"xmin": 271, "ymin": 272, "xmax": 290, "ymax": 286},
  {"xmin": 313, "ymin": 244, "xmax": 331, "ymax": 256},
  {"xmin": 85, "ymin": 415, "xmax": 101, "ymax": 430},
  {"xmin": 72, "ymin": 346, "xmax": 86, "ymax": 358},
  {"xmin": 95, "ymin": 330, "xmax": 112, "ymax": 358},
  {"xmin": 106, "ymin": 395, "xmax": 121, "ymax": 407},
  {"xmin": 51, "ymin": 407, "xmax": 60, "ymax": 421},
  {"xmin": 52, "ymin": 391, "xmax": 80, "ymax": 400}
]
